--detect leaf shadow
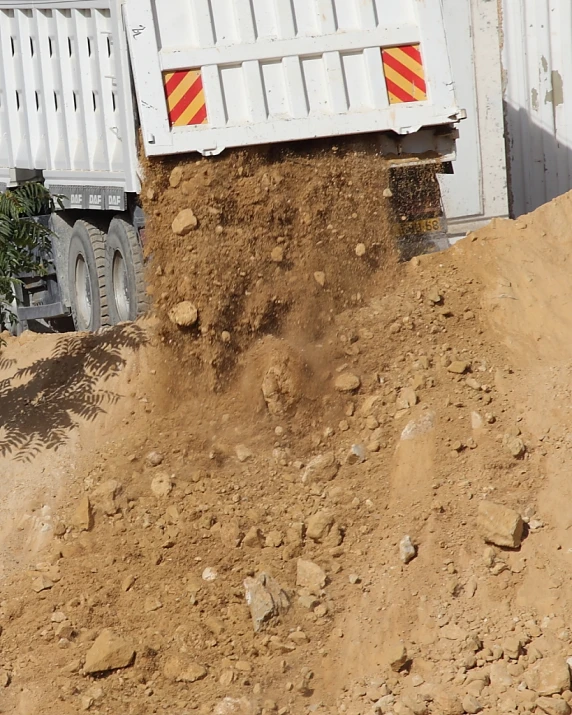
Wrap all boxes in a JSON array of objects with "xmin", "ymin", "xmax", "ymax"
[{"xmin": 0, "ymin": 324, "xmax": 148, "ymax": 461}]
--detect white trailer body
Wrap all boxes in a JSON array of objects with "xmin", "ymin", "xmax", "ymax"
[{"xmin": 0, "ymin": 0, "xmax": 139, "ymax": 210}]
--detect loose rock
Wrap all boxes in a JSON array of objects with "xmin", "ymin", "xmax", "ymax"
[
  {"xmin": 448, "ymin": 361, "xmax": 470, "ymax": 375},
  {"xmin": 399, "ymin": 535, "xmax": 416, "ymax": 564},
  {"xmin": 525, "ymin": 657, "xmax": 571, "ymax": 696},
  {"xmin": 302, "ymin": 452, "xmax": 339, "ymax": 484},
  {"xmin": 151, "ymin": 472, "xmax": 173, "ymax": 498},
  {"xmin": 172, "ymin": 208, "xmax": 198, "ymax": 235},
  {"xmin": 243, "ymin": 572, "xmax": 290, "ymax": 632},
  {"xmin": 306, "ymin": 511, "xmax": 334, "ymax": 542},
  {"xmin": 536, "ymin": 697, "xmax": 572, "ymax": 715},
  {"xmin": 71, "ymin": 495, "xmax": 93, "ymax": 531},
  {"xmin": 335, "ymin": 373, "xmax": 361, "ymax": 393},
  {"xmin": 168, "ymin": 301, "xmax": 198, "ymax": 327},
  {"xmin": 84, "ymin": 630, "xmax": 135, "ymax": 674},
  {"xmin": 163, "ymin": 657, "xmax": 207, "ymax": 683},
  {"xmin": 296, "ymin": 559, "xmax": 327, "ymax": 595},
  {"xmin": 477, "ymin": 501, "xmax": 524, "ymax": 548}
]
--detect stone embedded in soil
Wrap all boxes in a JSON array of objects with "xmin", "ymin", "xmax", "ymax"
[
  {"xmin": 477, "ymin": 500, "xmax": 524, "ymax": 548},
  {"xmin": 168, "ymin": 301, "xmax": 199, "ymax": 327},
  {"xmin": 169, "ymin": 166, "xmax": 183, "ymax": 188},
  {"xmin": 243, "ymin": 526, "xmax": 263, "ymax": 548},
  {"xmin": 524, "ymin": 656, "xmax": 571, "ymax": 696},
  {"xmin": 92, "ymin": 479, "xmax": 121, "ymax": 516},
  {"xmin": 296, "ymin": 559, "xmax": 327, "ymax": 595},
  {"xmin": 388, "ymin": 641, "xmax": 408, "ymax": 672},
  {"xmin": 334, "ymin": 373, "xmax": 361, "ymax": 393},
  {"xmin": 0, "ymin": 669, "xmax": 11, "ymax": 687},
  {"xmin": 32, "ymin": 575, "xmax": 54, "ymax": 593},
  {"xmin": 399, "ymin": 535, "xmax": 417, "ymax": 564},
  {"xmin": 355, "ymin": 243, "xmax": 366, "ymax": 257},
  {"xmin": 235, "ymin": 444, "xmax": 252, "ymax": 463},
  {"xmin": 212, "ymin": 697, "xmax": 253, "ymax": 715},
  {"xmin": 462, "ymin": 693, "xmax": 483, "ymax": 713},
  {"xmin": 171, "ymin": 208, "xmax": 198, "ymax": 235},
  {"xmin": 536, "ymin": 697, "xmax": 572, "ymax": 715},
  {"xmin": 71, "ymin": 495, "xmax": 93, "ymax": 531},
  {"xmin": 431, "ymin": 689, "xmax": 464, "ymax": 715},
  {"xmin": 504, "ymin": 435, "xmax": 526, "ymax": 458},
  {"xmin": 448, "ymin": 361, "xmax": 470, "ymax": 375},
  {"xmin": 146, "ymin": 451, "xmax": 164, "ymax": 467},
  {"xmin": 396, "ymin": 387, "xmax": 418, "ymax": 410},
  {"xmin": 84, "ymin": 630, "xmax": 135, "ymax": 674},
  {"xmin": 151, "ymin": 472, "xmax": 173, "ymax": 498},
  {"xmin": 314, "ymin": 271, "xmax": 326, "ymax": 287},
  {"xmin": 306, "ymin": 511, "xmax": 334, "ymax": 542},
  {"xmin": 243, "ymin": 572, "xmax": 290, "ymax": 632},
  {"xmin": 271, "ymin": 246, "xmax": 284, "ymax": 263},
  {"xmin": 302, "ymin": 452, "xmax": 339, "ymax": 484},
  {"xmin": 163, "ymin": 656, "xmax": 207, "ymax": 683}
]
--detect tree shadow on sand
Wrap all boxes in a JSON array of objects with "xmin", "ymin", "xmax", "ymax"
[{"xmin": 0, "ymin": 324, "xmax": 148, "ymax": 461}]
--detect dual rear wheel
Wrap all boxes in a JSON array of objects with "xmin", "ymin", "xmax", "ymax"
[{"xmin": 68, "ymin": 218, "xmax": 147, "ymax": 332}]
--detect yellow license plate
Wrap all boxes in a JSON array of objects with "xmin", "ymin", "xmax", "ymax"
[{"xmin": 397, "ymin": 218, "xmax": 444, "ymax": 236}]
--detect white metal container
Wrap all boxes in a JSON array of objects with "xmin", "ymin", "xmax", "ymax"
[
  {"xmin": 126, "ymin": 0, "xmax": 464, "ymax": 158},
  {"xmin": 0, "ymin": 0, "xmax": 140, "ymax": 206},
  {"xmin": 502, "ymin": 0, "xmax": 572, "ymax": 218}
]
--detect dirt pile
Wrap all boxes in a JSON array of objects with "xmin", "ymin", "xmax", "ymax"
[
  {"xmin": 4, "ymin": 178, "xmax": 572, "ymax": 714},
  {"xmin": 141, "ymin": 138, "xmax": 398, "ymax": 387}
]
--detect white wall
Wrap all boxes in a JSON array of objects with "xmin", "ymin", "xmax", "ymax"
[{"xmin": 502, "ymin": 0, "xmax": 572, "ymax": 217}]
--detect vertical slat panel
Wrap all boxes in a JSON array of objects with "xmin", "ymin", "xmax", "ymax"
[
  {"xmin": 14, "ymin": 11, "xmax": 35, "ymax": 167},
  {"xmin": 0, "ymin": 10, "xmax": 19, "ymax": 167},
  {"xmin": 283, "ymin": 56, "xmax": 309, "ymax": 118},
  {"xmin": 273, "ymin": 0, "xmax": 296, "ymax": 39},
  {"xmin": 94, "ymin": 9, "xmax": 114, "ymax": 170},
  {"xmin": 54, "ymin": 9, "xmax": 82, "ymax": 170},
  {"xmin": 323, "ymin": 52, "xmax": 348, "ymax": 114},
  {"xmin": 36, "ymin": 10, "xmax": 60, "ymax": 169}
]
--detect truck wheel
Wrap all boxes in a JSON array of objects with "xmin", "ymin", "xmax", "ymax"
[
  {"xmin": 68, "ymin": 221, "xmax": 110, "ymax": 332},
  {"xmin": 105, "ymin": 218, "xmax": 147, "ymax": 324}
]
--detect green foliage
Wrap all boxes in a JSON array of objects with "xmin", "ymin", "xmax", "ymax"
[{"xmin": 0, "ymin": 182, "xmax": 60, "ymax": 331}]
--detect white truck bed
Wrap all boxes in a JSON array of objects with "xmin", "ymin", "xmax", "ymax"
[{"xmin": 126, "ymin": 0, "xmax": 463, "ymax": 159}]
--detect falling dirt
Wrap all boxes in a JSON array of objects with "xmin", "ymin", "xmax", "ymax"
[{"xmin": 4, "ymin": 160, "xmax": 572, "ymax": 715}]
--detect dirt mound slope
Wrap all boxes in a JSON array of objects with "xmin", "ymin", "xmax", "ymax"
[
  {"xmin": 142, "ymin": 138, "xmax": 398, "ymax": 388},
  {"xmin": 4, "ymin": 180, "xmax": 572, "ymax": 714}
]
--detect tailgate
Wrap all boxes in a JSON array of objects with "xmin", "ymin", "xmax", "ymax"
[{"xmin": 125, "ymin": 0, "xmax": 463, "ymax": 157}]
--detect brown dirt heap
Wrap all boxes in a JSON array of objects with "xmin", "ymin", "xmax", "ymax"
[{"xmin": 5, "ymin": 165, "xmax": 572, "ymax": 715}]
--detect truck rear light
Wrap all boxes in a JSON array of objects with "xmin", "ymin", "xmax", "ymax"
[{"xmin": 382, "ymin": 45, "xmax": 428, "ymax": 104}]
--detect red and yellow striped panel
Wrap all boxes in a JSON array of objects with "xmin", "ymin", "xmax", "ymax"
[
  {"xmin": 382, "ymin": 45, "xmax": 428, "ymax": 104},
  {"xmin": 164, "ymin": 69, "xmax": 208, "ymax": 127}
]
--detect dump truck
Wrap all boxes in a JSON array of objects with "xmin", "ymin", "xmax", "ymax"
[{"xmin": 0, "ymin": 0, "xmax": 464, "ymax": 332}]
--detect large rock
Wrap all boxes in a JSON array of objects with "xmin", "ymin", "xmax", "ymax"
[
  {"xmin": 91, "ymin": 479, "xmax": 121, "ymax": 516},
  {"xmin": 301, "ymin": 452, "xmax": 339, "ymax": 484},
  {"xmin": 334, "ymin": 373, "xmax": 361, "ymax": 392},
  {"xmin": 172, "ymin": 208, "xmax": 198, "ymax": 235},
  {"xmin": 525, "ymin": 657, "xmax": 571, "ymax": 696},
  {"xmin": 84, "ymin": 630, "xmax": 135, "ymax": 674},
  {"xmin": 163, "ymin": 656, "xmax": 207, "ymax": 683},
  {"xmin": 71, "ymin": 495, "xmax": 93, "ymax": 531},
  {"xmin": 477, "ymin": 501, "xmax": 523, "ymax": 548},
  {"xmin": 306, "ymin": 511, "xmax": 334, "ymax": 542},
  {"xmin": 296, "ymin": 559, "xmax": 326, "ymax": 595},
  {"xmin": 243, "ymin": 572, "xmax": 289, "ymax": 632},
  {"xmin": 168, "ymin": 301, "xmax": 198, "ymax": 327},
  {"xmin": 536, "ymin": 697, "xmax": 572, "ymax": 715}
]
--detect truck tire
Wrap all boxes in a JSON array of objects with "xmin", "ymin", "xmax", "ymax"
[
  {"xmin": 68, "ymin": 220, "xmax": 110, "ymax": 332},
  {"xmin": 105, "ymin": 218, "xmax": 147, "ymax": 324}
]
